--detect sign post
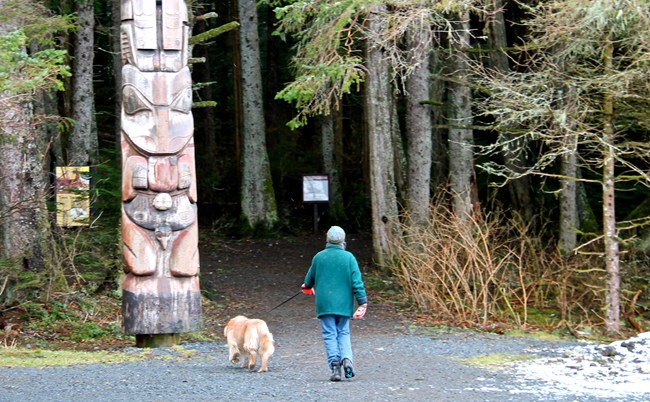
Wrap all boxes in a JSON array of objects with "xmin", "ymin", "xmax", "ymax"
[{"xmin": 302, "ymin": 174, "xmax": 329, "ymax": 233}]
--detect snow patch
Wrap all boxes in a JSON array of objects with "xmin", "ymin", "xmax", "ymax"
[{"xmin": 510, "ymin": 332, "xmax": 650, "ymax": 400}]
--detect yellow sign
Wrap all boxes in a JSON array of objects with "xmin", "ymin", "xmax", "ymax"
[{"xmin": 55, "ymin": 166, "xmax": 91, "ymax": 227}]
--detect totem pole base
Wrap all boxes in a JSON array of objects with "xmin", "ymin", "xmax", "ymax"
[
  {"xmin": 135, "ymin": 333, "xmax": 180, "ymax": 348},
  {"xmin": 122, "ymin": 275, "xmax": 202, "ymax": 335}
]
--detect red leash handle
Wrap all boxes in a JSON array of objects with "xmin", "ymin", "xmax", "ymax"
[{"xmin": 301, "ymin": 284, "xmax": 315, "ymax": 295}]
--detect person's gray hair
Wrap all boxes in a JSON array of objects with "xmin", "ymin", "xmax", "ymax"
[{"xmin": 326, "ymin": 226, "xmax": 346, "ymax": 244}]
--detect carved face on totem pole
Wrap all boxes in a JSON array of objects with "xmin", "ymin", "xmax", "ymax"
[{"xmin": 120, "ymin": 0, "xmax": 201, "ymax": 335}]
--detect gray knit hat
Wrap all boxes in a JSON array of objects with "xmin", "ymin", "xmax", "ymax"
[{"xmin": 326, "ymin": 226, "xmax": 346, "ymax": 244}]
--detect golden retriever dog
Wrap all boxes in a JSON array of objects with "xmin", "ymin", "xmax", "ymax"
[{"xmin": 224, "ymin": 315, "xmax": 275, "ymax": 372}]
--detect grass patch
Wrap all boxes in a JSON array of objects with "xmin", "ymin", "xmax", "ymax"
[
  {"xmin": 504, "ymin": 329, "xmax": 567, "ymax": 342},
  {"xmin": 0, "ymin": 348, "xmax": 145, "ymax": 368},
  {"xmin": 458, "ymin": 353, "xmax": 534, "ymax": 369}
]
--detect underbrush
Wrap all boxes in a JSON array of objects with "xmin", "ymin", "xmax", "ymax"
[
  {"xmin": 0, "ymin": 291, "xmax": 224, "ymax": 352},
  {"xmin": 388, "ymin": 206, "xmax": 649, "ymax": 340}
]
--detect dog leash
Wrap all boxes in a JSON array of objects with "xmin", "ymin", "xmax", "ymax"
[{"xmin": 266, "ymin": 290, "xmax": 304, "ymax": 313}]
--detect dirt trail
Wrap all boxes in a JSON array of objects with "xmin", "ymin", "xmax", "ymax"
[{"xmin": 200, "ymin": 232, "xmax": 403, "ymax": 336}]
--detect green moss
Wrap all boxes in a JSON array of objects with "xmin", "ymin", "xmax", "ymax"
[
  {"xmin": 457, "ymin": 353, "xmax": 534, "ymax": 368},
  {"xmin": 189, "ymin": 21, "xmax": 239, "ymax": 45},
  {"xmin": 520, "ymin": 307, "xmax": 562, "ymax": 328},
  {"xmin": 503, "ymin": 329, "xmax": 567, "ymax": 342},
  {"xmin": 0, "ymin": 349, "xmax": 144, "ymax": 368}
]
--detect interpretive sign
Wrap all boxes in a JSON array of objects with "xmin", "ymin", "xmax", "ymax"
[
  {"xmin": 303, "ymin": 174, "xmax": 330, "ymax": 203},
  {"xmin": 303, "ymin": 174, "xmax": 329, "ymax": 233},
  {"xmin": 55, "ymin": 166, "xmax": 90, "ymax": 227}
]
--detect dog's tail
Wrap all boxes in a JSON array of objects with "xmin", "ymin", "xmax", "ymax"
[
  {"xmin": 244, "ymin": 328, "xmax": 259, "ymax": 351},
  {"xmin": 244, "ymin": 320, "xmax": 273, "ymax": 351}
]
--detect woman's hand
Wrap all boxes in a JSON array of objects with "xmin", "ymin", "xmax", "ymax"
[{"xmin": 353, "ymin": 303, "xmax": 367, "ymax": 319}]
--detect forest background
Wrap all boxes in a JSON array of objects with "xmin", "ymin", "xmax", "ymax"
[{"xmin": 1, "ymin": 0, "xmax": 649, "ymax": 344}]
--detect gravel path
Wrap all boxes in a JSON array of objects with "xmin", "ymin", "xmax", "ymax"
[
  {"xmin": 0, "ymin": 326, "xmax": 644, "ymax": 402},
  {"xmin": 1, "ymin": 234, "xmax": 648, "ymax": 402}
]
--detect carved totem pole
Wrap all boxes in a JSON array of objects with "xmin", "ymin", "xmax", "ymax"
[{"xmin": 120, "ymin": 0, "xmax": 201, "ymax": 347}]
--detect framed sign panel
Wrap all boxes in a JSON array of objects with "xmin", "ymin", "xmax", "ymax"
[
  {"xmin": 303, "ymin": 174, "xmax": 329, "ymax": 203},
  {"xmin": 55, "ymin": 166, "xmax": 91, "ymax": 227}
]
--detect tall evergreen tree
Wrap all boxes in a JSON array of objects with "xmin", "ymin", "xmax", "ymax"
[
  {"xmin": 237, "ymin": 0, "xmax": 278, "ymax": 230},
  {"xmin": 0, "ymin": 0, "xmax": 72, "ymax": 302},
  {"xmin": 365, "ymin": 3, "xmax": 399, "ymax": 265},
  {"xmin": 486, "ymin": 0, "xmax": 534, "ymax": 220},
  {"xmin": 318, "ymin": 113, "xmax": 346, "ymax": 222},
  {"xmin": 67, "ymin": 0, "xmax": 97, "ymax": 166},
  {"xmin": 404, "ymin": 20, "xmax": 432, "ymax": 228},
  {"xmin": 448, "ymin": 12, "xmax": 476, "ymax": 221}
]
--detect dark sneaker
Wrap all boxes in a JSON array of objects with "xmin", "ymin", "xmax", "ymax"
[
  {"xmin": 330, "ymin": 361, "xmax": 341, "ymax": 382},
  {"xmin": 342, "ymin": 358, "xmax": 355, "ymax": 379}
]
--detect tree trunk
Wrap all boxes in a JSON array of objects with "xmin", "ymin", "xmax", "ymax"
[
  {"xmin": 0, "ymin": 20, "xmax": 55, "ymax": 302},
  {"xmin": 231, "ymin": 0, "xmax": 242, "ymax": 179},
  {"xmin": 392, "ymin": 94, "xmax": 407, "ymax": 201},
  {"xmin": 0, "ymin": 99, "xmax": 53, "ymax": 294},
  {"xmin": 237, "ymin": 0, "xmax": 278, "ymax": 230},
  {"xmin": 602, "ymin": 40, "xmax": 620, "ymax": 334},
  {"xmin": 559, "ymin": 138, "xmax": 578, "ymax": 255},
  {"xmin": 111, "ymin": 0, "xmax": 122, "ymax": 150},
  {"xmin": 487, "ymin": 0, "xmax": 534, "ymax": 220},
  {"xmin": 366, "ymin": 4, "xmax": 399, "ymax": 266},
  {"xmin": 448, "ymin": 15, "xmax": 476, "ymax": 221},
  {"xmin": 576, "ymin": 167, "xmax": 598, "ymax": 233},
  {"xmin": 405, "ymin": 24, "xmax": 432, "ymax": 227},
  {"xmin": 430, "ymin": 46, "xmax": 447, "ymax": 191},
  {"xmin": 319, "ymin": 113, "xmax": 346, "ymax": 222},
  {"xmin": 68, "ymin": 0, "xmax": 97, "ymax": 166},
  {"xmin": 557, "ymin": 81, "xmax": 579, "ymax": 255}
]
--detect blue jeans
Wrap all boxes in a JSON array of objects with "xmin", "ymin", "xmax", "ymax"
[{"xmin": 319, "ymin": 315, "xmax": 352, "ymax": 368}]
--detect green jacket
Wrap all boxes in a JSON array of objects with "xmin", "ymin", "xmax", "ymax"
[{"xmin": 304, "ymin": 243, "xmax": 368, "ymax": 318}]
